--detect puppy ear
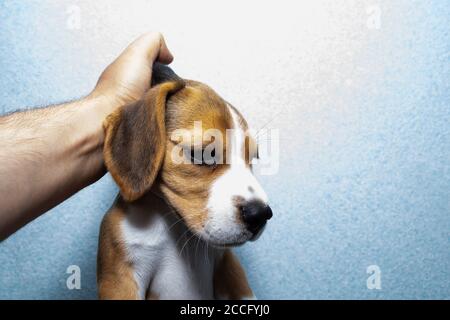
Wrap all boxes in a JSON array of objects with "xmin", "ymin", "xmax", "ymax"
[{"xmin": 103, "ymin": 81, "xmax": 185, "ymax": 201}]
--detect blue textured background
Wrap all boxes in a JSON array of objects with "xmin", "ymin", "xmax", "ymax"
[{"xmin": 0, "ymin": 0, "xmax": 449, "ymax": 299}]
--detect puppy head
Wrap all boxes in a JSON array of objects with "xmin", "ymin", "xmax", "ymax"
[{"xmin": 104, "ymin": 65, "xmax": 272, "ymax": 246}]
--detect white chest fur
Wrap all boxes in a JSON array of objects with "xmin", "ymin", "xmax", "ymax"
[{"xmin": 120, "ymin": 196, "xmax": 221, "ymax": 300}]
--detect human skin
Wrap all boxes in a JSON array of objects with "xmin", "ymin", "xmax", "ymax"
[{"xmin": 0, "ymin": 32, "xmax": 173, "ymax": 240}]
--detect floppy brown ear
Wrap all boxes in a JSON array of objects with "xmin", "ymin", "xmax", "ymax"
[{"xmin": 103, "ymin": 81, "xmax": 185, "ymax": 201}]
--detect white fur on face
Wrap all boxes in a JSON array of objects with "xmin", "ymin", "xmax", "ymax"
[{"xmin": 202, "ymin": 105, "xmax": 268, "ymax": 246}]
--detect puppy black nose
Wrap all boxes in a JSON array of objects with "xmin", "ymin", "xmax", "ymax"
[{"xmin": 240, "ymin": 200, "xmax": 272, "ymax": 234}]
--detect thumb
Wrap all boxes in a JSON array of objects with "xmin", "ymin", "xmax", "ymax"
[{"xmin": 128, "ymin": 32, "xmax": 174, "ymax": 65}]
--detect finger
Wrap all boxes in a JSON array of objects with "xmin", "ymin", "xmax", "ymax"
[
  {"xmin": 128, "ymin": 32, "xmax": 173, "ymax": 65},
  {"xmin": 156, "ymin": 35, "xmax": 174, "ymax": 64}
]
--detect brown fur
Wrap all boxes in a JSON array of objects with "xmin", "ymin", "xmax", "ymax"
[
  {"xmin": 99, "ymin": 68, "xmax": 255, "ymax": 300},
  {"xmin": 156, "ymin": 81, "xmax": 236, "ymax": 232},
  {"xmin": 146, "ymin": 291, "xmax": 159, "ymax": 300},
  {"xmin": 103, "ymin": 81, "xmax": 185, "ymax": 201},
  {"xmin": 97, "ymin": 198, "xmax": 139, "ymax": 299},
  {"xmin": 214, "ymin": 249, "xmax": 253, "ymax": 299}
]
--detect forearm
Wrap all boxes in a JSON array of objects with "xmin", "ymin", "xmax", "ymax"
[
  {"xmin": 0, "ymin": 96, "xmax": 110, "ymax": 239},
  {"xmin": 0, "ymin": 32, "xmax": 173, "ymax": 239}
]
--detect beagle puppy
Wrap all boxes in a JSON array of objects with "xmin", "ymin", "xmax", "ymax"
[{"xmin": 97, "ymin": 63, "xmax": 272, "ymax": 300}]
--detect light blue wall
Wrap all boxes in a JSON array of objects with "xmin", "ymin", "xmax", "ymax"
[{"xmin": 0, "ymin": 0, "xmax": 449, "ymax": 299}]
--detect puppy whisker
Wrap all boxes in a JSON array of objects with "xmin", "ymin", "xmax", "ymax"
[
  {"xmin": 179, "ymin": 231, "xmax": 197, "ymax": 258},
  {"xmin": 175, "ymin": 227, "xmax": 192, "ymax": 249}
]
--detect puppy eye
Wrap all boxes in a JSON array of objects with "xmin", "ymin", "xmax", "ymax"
[
  {"xmin": 188, "ymin": 148, "xmax": 217, "ymax": 167},
  {"xmin": 188, "ymin": 148, "xmax": 201, "ymax": 164}
]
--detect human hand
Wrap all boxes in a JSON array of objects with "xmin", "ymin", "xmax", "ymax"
[
  {"xmin": 90, "ymin": 32, "xmax": 174, "ymax": 115},
  {"xmin": 0, "ymin": 32, "xmax": 173, "ymax": 238}
]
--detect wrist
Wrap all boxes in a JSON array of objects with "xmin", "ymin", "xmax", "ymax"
[
  {"xmin": 69, "ymin": 95, "xmax": 110, "ymax": 160},
  {"xmin": 86, "ymin": 90, "xmax": 121, "ymax": 118},
  {"xmin": 59, "ymin": 95, "xmax": 110, "ymax": 187}
]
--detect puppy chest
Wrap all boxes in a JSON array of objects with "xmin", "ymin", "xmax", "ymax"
[
  {"xmin": 122, "ymin": 217, "xmax": 218, "ymax": 299},
  {"xmin": 149, "ymin": 245, "xmax": 216, "ymax": 299}
]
